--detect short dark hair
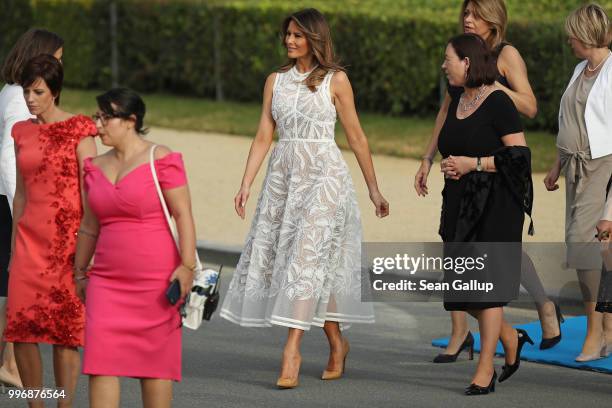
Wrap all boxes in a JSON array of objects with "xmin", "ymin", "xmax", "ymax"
[
  {"xmin": 1, "ymin": 28, "xmax": 64, "ymax": 84},
  {"xmin": 20, "ymin": 54, "xmax": 63, "ymax": 106},
  {"xmin": 96, "ymin": 88, "xmax": 148, "ymax": 135},
  {"xmin": 448, "ymin": 33, "xmax": 497, "ymax": 88}
]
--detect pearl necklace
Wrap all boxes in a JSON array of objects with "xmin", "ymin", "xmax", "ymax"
[
  {"xmin": 459, "ymin": 85, "xmax": 488, "ymax": 112},
  {"xmin": 587, "ymin": 50, "xmax": 611, "ymax": 72}
]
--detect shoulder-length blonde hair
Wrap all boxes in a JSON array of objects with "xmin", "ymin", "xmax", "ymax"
[
  {"xmin": 460, "ymin": 0, "xmax": 508, "ymax": 50},
  {"xmin": 279, "ymin": 8, "xmax": 344, "ymax": 92},
  {"xmin": 565, "ymin": 3, "xmax": 611, "ymax": 49}
]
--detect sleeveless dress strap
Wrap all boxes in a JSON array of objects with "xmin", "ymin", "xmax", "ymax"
[
  {"xmin": 320, "ymin": 70, "xmax": 335, "ymax": 110},
  {"xmin": 272, "ymin": 71, "xmax": 282, "ymax": 92},
  {"xmin": 322, "ymin": 70, "xmax": 334, "ymax": 93}
]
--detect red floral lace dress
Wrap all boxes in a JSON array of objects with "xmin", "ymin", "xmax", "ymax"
[{"xmin": 4, "ymin": 115, "xmax": 96, "ymax": 347}]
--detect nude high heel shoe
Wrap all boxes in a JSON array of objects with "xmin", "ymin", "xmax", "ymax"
[
  {"xmin": 0, "ymin": 365, "xmax": 23, "ymax": 389},
  {"xmin": 575, "ymin": 338, "xmax": 608, "ymax": 362},
  {"xmin": 276, "ymin": 377, "xmax": 299, "ymax": 389},
  {"xmin": 321, "ymin": 338, "xmax": 349, "ymax": 380},
  {"xmin": 276, "ymin": 354, "xmax": 301, "ymax": 389}
]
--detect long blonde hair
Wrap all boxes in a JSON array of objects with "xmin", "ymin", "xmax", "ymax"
[
  {"xmin": 279, "ymin": 8, "xmax": 344, "ymax": 92},
  {"xmin": 460, "ymin": 0, "xmax": 508, "ymax": 50}
]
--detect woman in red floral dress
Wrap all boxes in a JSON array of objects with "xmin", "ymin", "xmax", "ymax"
[{"xmin": 4, "ymin": 55, "xmax": 96, "ymax": 406}]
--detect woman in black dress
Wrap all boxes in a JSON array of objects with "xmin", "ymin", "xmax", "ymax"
[
  {"xmin": 416, "ymin": 0, "xmax": 561, "ymax": 360},
  {"xmin": 438, "ymin": 33, "xmax": 534, "ymax": 395}
]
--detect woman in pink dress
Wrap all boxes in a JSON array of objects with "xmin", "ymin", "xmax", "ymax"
[
  {"xmin": 73, "ymin": 88, "xmax": 196, "ymax": 407},
  {"xmin": 4, "ymin": 54, "xmax": 97, "ymax": 407}
]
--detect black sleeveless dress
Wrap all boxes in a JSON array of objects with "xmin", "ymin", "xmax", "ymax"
[{"xmin": 438, "ymin": 91, "xmax": 525, "ymax": 310}]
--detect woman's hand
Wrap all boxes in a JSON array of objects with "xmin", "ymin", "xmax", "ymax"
[
  {"xmin": 414, "ymin": 159, "xmax": 432, "ymax": 196},
  {"xmin": 543, "ymin": 165, "xmax": 560, "ymax": 191},
  {"xmin": 369, "ymin": 190, "xmax": 389, "ymax": 218},
  {"xmin": 169, "ymin": 264, "xmax": 194, "ymax": 301},
  {"xmin": 234, "ymin": 186, "xmax": 250, "ymax": 219},
  {"xmin": 75, "ymin": 278, "xmax": 88, "ymax": 304},
  {"xmin": 440, "ymin": 156, "xmax": 475, "ymax": 180},
  {"xmin": 597, "ymin": 219, "xmax": 612, "ymax": 242}
]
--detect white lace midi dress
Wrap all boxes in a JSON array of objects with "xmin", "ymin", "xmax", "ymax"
[{"xmin": 220, "ymin": 66, "xmax": 375, "ymax": 330}]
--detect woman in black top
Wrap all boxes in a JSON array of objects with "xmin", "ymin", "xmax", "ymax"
[
  {"xmin": 417, "ymin": 0, "xmax": 562, "ymax": 362},
  {"xmin": 439, "ymin": 34, "xmax": 534, "ymax": 395}
]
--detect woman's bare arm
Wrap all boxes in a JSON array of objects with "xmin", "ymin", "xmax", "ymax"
[{"xmin": 497, "ymin": 46, "xmax": 538, "ymax": 119}]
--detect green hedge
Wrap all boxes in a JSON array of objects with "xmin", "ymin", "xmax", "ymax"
[
  {"xmin": 0, "ymin": 0, "xmax": 33, "ymax": 64},
  {"xmin": 1, "ymin": 0, "xmax": 609, "ymax": 131}
]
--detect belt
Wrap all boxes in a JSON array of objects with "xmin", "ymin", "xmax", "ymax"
[{"xmin": 559, "ymin": 146, "xmax": 590, "ymax": 185}]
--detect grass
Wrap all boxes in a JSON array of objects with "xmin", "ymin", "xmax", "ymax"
[{"xmin": 61, "ymin": 88, "xmax": 557, "ymax": 173}]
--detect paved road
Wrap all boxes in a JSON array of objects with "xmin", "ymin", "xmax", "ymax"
[
  {"xmin": 146, "ymin": 127, "xmax": 566, "ymax": 245},
  {"xmin": 1, "ymin": 268, "xmax": 610, "ymax": 408}
]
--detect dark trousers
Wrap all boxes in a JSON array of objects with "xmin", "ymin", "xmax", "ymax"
[{"xmin": 0, "ymin": 194, "xmax": 11, "ymax": 297}]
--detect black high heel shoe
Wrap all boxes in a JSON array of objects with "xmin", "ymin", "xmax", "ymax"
[
  {"xmin": 465, "ymin": 371, "xmax": 497, "ymax": 395},
  {"xmin": 540, "ymin": 302, "xmax": 564, "ymax": 350},
  {"xmin": 498, "ymin": 328, "xmax": 534, "ymax": 383},
  {"xmin": 433, "ymin": 331, "xmax": 474, "ymax": 363}
]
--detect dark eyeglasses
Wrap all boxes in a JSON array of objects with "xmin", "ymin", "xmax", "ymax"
[{"xmin": 92, "ymin": 112, "xmax": 124, "ymax": 125}]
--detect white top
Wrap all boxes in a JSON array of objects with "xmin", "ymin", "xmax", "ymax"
[
  {"xmin": 559, "ymin": 54, "xmax": 612, "ymax": 159},
  {"xmin": 0, "ymin": 84, "xmax": 33, "ymax": 211},
  {"xmin": 271, "ymin": 66, "xmax": 336, "ymax": 142}
]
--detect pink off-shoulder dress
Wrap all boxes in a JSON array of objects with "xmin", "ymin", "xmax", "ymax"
[{"xmin": 82, "ymin": 151, "xmax": 187, "ymax": 381}]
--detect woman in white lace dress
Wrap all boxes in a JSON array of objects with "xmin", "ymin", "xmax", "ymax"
[{"xmin": 220, "ymin": 8, "xmax": 389, "ymax": 388}]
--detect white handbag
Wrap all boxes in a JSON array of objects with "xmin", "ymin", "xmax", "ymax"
[{"xmin": 149, "ymin": 145, "xmax": 220, "ymax": 330}]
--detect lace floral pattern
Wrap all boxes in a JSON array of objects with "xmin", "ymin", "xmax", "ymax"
[
  {"xmin": 4, "ymin": 115, "xmax": 96, "ymax": 346},
  {"xmin": 5, "ymin": 285, "xmax": 85, "ymax": 345},
  {"xmin": 221, "ymin": 67, "xmax": 374, "ymax": 330}
]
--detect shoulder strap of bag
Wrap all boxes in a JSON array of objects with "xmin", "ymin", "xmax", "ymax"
[{"xmin": 149, "ymin": 145, "xmax": 202, "ymax": 268}]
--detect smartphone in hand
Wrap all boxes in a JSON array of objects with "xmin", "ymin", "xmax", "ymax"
[{"xmin": 166, "ymin": 279, "xmax": 181, "ymax": 305}]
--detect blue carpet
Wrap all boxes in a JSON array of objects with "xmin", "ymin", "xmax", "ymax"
[{"xmin": 431, "ymin": 316, "xmax": 612, "ymax": 373}]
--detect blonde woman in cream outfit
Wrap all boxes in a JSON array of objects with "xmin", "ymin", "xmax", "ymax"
[
  {"xmin": 221, "ymin": 8, "xmax": 389, "ymax": 389},
  {"xmin": 544, "ymin": 3, "xmax": 612, "ymax": 362}
]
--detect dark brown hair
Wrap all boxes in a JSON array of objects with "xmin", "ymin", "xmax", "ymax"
[
  {"xmin": 20, "ymin": 55, "xmax": 64, "ymax": 105},
  {"xmin": 448, "ymin": 33, "xmax": 497, "ymax": 88},
  {"xmin": 1, "ymin": 28, "xmax": 64, "ymax": 84},
  {"xmin": 279, "ymin": 8, "xmax": 344, "ymax": 91},
  {"xmin": 96, "ymin": 88, "xmax": 148, "ymax": 135}
]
